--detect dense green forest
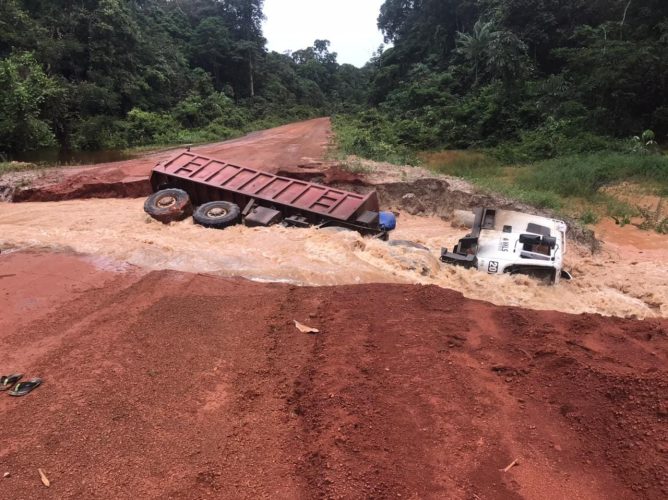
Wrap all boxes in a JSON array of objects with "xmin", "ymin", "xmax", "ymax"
[
  {"xmin": 1, "ymin": 0, "xmax": 667, "ymax": 168},
  {"xmin": 339, "ymin": 0, "xmax": 668, "ymax": 163},
  {"xmin": 0, "ymin": 0, "xmax": 368, "ymax": 155}
]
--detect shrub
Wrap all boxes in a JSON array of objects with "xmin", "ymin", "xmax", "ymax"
[
  {"xmin": 71, "ymin": 115, "xmax": 127, "ymax": 150},
  {"xmin": 492, "ymin": 119, "xmax": 624, "ymax": 163},
  {"xmin": 579, "ymin": 208, "xmax": 600, "ymax": 225},
  {"xmin": 332, "ymin": 113, "xmax": 416, "ymax": 164},
  {"xmin": 124, "ymin": 109, "xmax": 179, "ymax": 146},
  {"xmin": 629, "ymin": 129, "xmax": 660, "ymax": 155},
  {"xmin": 171, "ymin": 92, "xmax": 248, "ymax": 132}
]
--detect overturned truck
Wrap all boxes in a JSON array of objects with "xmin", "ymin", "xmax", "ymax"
[
  {"xmin": 441, "ymin": 208, "xmax": 571, "ymax": 284},
  {"xmin": 143, "ymin": 150, "xmax": 396, "ymax": 237}
]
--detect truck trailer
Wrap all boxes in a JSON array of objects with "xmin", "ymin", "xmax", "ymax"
[{"xmin": 143, "ymin": 150, "xmax": 396, "ymax": 237}]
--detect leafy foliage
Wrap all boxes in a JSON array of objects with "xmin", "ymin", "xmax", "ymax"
[
  {"xmin": 333, "ymin": 113, "xmax": 416, "ymax": 165},
  {"xmin": 0, "ymin": 52, "xmax": 56, "ymax": 153},
  {"xmin": 366, "ymin": 0, "xmax": 668, "ymax": 153},
  {"xmin": 2, "ymin": 0, "xmax": 668, "ymax": 181},
  {"xmin": 0, "ymin": 1, "xmax": 370, "ymax": 156}
]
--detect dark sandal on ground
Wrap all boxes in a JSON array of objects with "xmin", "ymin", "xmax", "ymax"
[
  {"xmin": 8, "ymin": 378, "xmax": 42, "ymax": 397},
  {"xmin": 0, "ymin": 374, "xmax": 23, "ymax": 391}
]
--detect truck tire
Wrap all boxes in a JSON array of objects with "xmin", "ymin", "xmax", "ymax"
[
  {"xmin": 193, "ymin": 201, "xmax": 241, "ymax": 229},
  {"xmin": 144, "ymin": 189, "xmax": 192, "ymax": 224}
]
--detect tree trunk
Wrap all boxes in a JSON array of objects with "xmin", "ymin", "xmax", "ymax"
[
  {"xmin": 248, "ymin": 49, "xmax": 255, "ymax": 98},
  {"xmin": 620, "ymin": 0, "xmax": 632, "ymax": 40}
]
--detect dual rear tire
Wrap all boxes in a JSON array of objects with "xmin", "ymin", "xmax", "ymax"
[{"xmin": 144, "ymin": 189, "xmax": 240, "ymax": 229}]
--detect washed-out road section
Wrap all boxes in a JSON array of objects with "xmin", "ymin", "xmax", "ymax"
[{"xmin": 0, "ymin": 118, "xmax": 667, "ymax": 499}]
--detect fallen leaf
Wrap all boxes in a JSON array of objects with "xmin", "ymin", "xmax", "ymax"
[
  {"xmin": 38, "ymin": 468, "xmax": 50, "ymax": 487},
  {"xmin": 294, "ymin": 320, "xmax": 319, "ymax": 334}
]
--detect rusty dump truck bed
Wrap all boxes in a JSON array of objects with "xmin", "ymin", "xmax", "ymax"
[{"xmin": 150, "ymin": 151, "xmax": 381, "ymax": 225}]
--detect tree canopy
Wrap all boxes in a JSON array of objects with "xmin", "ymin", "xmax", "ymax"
[
  {"xmin": 1, "ymin": 0, "xmax": 666, "ymax": 160},
  {"xmin": 0, "ymin": 0, "xmax": 369, "ymax": 155},
  {"xmin": 368, "ymin": 0, "xmax": 668, "ymax": 156}
]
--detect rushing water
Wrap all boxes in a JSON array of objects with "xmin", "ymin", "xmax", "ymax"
[{"xmin": 0, "ymin": 198, "xmax": 666, "ymax": 319}]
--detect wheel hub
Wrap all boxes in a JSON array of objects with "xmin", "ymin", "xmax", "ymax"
[
  {"xmin": 157, "ymin": 196, "xmax": 176, "ymax": 208},
  {"xmin": 207, "ymin": 207, "xmax": 228, "ymax": 218}
]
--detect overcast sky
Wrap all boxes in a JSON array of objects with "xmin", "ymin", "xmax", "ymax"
[{"xmin": 263, "ymin": 0, "xmax": 386, "ymax": 67}]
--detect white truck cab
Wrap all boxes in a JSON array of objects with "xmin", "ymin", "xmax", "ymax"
[{"xmin": 441, "ymin": 208, "xmax": 571, "ymax": 284}]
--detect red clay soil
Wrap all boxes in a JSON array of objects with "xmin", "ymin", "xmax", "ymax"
[
  {"xmin": 1, "ymin": 251, "xmax": 666, "ymax": 499},
  {"xmin": 11, "ymin": 118, "xmax": 340, "ymax": 202}
]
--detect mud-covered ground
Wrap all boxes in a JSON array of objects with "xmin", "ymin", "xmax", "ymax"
[
  {"xmin": 0, "ymin": 251, "xmax": 666, "ymax": 499},
  {"xmin": 1, "ymin": 118, "xmax": 667, "ymax": 499}
]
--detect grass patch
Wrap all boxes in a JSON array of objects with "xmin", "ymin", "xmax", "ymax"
[
  {"xmin": 473, "ymin": 179, "xmax": 565, "ymax": 210},
  {"xmin": 424, "ymin": 152, "xmax": 565, "ymax": 209},
  {"xmin": 430, "ymin": 152, "xmax": 502, "ymax": 179},
  {"xmin": 0, "ymin": 161, "xmax": 41, "ymax": 174},
  {"xmin": 517, "ymin": 153, "xmax": 668, "ymax": 197},
  {"xmin": 421, "ymin": 150, "xmax": 668, "ymax": 231}
]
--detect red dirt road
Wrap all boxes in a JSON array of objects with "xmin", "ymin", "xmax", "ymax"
[
  {"xmin": 10, "ymin": 118, "xmax": 334, "ymax": 202},
  {"xmin": 1, "ymin": 251, "xmax": 666, "ymax": 499}
]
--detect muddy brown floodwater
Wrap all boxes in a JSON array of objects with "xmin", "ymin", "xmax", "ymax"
[{"xmin": 1, "ymin": 198, "xmax": 666, "ymax": 319}]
